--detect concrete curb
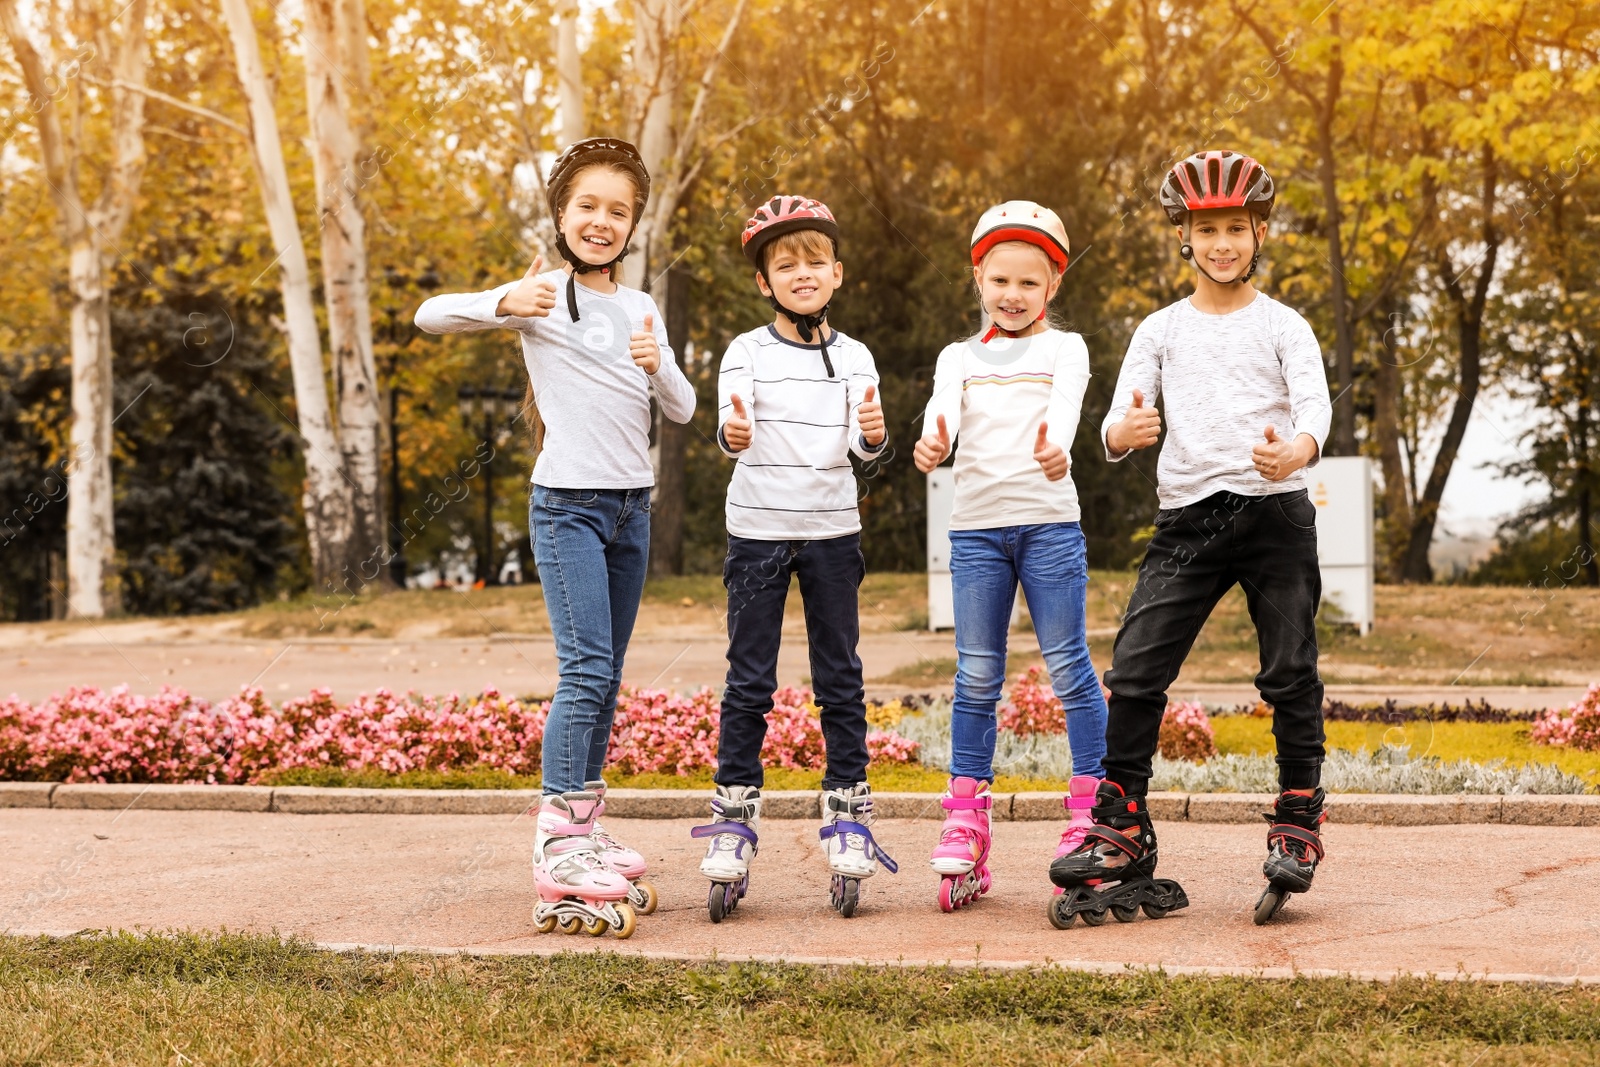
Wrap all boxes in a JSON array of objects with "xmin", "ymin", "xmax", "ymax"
[{"xmin": 6, "ymin": 782, "xmax": 1600, "ymax": 823}]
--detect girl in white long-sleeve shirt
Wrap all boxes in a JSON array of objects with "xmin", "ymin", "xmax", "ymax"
[
  {"xmin": 912, "ymin": 201, "xmax": 1108, "ymax": 913},
  {"xmin": 415, "ymin": 138, "xmax": 694, "ymax": 938}
]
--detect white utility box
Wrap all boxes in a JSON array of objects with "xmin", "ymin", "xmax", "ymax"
[
  {"xmin": 1309, "ymin": 456, "xmax": 1375, "ymax": 634},
  {"xmin": 926, "ymin": 470, "xmax": 1020, "ymax": 631}
]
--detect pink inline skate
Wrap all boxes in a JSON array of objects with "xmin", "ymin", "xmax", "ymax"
[
  {"xmin": 585, "ymin": 779, "xmax": 658, "ymax": 915},
  {"xmin": 531, "ymin": 791, "xmax": 636, "ymax": 938},
  {"xmin": 1052, "ymin": 775, "xmax": 1100, "ymax": 895},
  {"xmin": 929, "ymin": 777, "xmax": 992, "ymax": 912}
]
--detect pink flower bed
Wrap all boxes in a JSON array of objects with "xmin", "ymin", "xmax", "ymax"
[
  {"xmin": 1532, "ymin": 683, "xmax": 1600, "ymax": 751},
  {"xmin": 998, "ymin": 668, "xmax": 1216, "ymax": 763},
  {"xmin": 0, "ymin": 683, "xmax": 919, "ymax": 784}
]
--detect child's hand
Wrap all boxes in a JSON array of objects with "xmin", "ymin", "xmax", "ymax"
[
  {"xmin": 914, "ymin": 414, "xmax": 951, "ymax": 473},
  {"xmin": 858, "ymin": 385, "xmax": 885, "ymax": 446},
  {"xmin": 1108, "ymin": 389, "xmax": 1161, "ymax": 454},
  {"xmin": 1033, "ymin": 422, "xmax": 1069, "ymax": 481},
  {"xmin": 1252, "ymin": 425, "xmax": 1308, "ymax": 481},
  {"xmin": 630, "ymin": 314, "xmax": 661, "ymax": 375},
  {"xmin": 495, "ymin": 255, "xmax": 558, "ymax": 317},
  {"xmin": 723, "ymin": 394, "xmax": 753, "ymax": 452}
]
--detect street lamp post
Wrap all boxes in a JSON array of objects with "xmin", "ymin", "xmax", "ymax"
[
  {"xmin": 380, "ymin": 266, "xmax": 439, "ymax": 589},
  {"xmin": 457, "ymin": 383, "xmax": 523, "ymax": 585}
]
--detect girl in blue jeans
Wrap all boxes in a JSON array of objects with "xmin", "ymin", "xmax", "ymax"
[
  {"xmin": 415, "ymin": 138, "xmax": 695, "ymax": 935},
  {"xmin": 913, "ymin": 201, "xmax": 1108, "ymax": 912}
]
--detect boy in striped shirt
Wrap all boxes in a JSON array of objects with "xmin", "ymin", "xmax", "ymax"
[{"xmin": 689, "ymin": 196, "xmax": 896, "ymax": 921}]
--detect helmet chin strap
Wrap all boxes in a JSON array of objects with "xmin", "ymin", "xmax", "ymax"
[
  {"xmin": 980, "ymin": 307, "xmax": 1046, "ymax": 344},
  {"xmin": 555, "ymin": 229, "xmax": 633, "ymax": 321},
  {"xmin": 763, "ymin": 277, "xmax": 835, "ymax": 377},
  {"xmin": 1180, "ymin": 220, "xmax": 1261, "ymax": 285}
]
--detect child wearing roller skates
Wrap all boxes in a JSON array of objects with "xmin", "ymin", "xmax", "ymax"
[
  {"xmin": 911, "ymin": 202, "xmax": 1109, "ymax": 913},
  {"xmin": 1050, "ymin": 151, "xmax": 1332, "ymax": 928},
  {"xmin": 415, "ymin": 137, "xmax": 696, "ymax": 939},
  {"xmin": 691, "ymin": 196, "xmax": 896, "ymax": 922}
]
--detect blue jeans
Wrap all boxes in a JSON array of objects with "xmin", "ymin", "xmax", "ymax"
[
  {"xmin": 949, "ymin": 522, "xmax": 1107, "ymax": 781},
  {"xmin": 531, "ymin": 485, "xmax": 651, "ymax": 795},
  {"xmin": 717, "ymin": 534, "xmax": 869, "ymax": 790}
]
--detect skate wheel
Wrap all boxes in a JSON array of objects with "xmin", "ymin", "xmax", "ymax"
[
  {"xmin": 978, "ymin": 869, "xmax": 992, "ymax": 894},
  {"xmin": 534, "ymin": 912, "xmax": 559, "ymax": 934},
  {"xmin": 583, "ymin": 915, "xmax": 609, "ymax": 936},
  {"xmin": 1047, "ymin": 895, "xmax": 1076, "ymax": 930},
  {"xmin": 1254, "ymin": 887, "xmax": 1287, "ymax": 926},
  {"xmin": 1111, "ymin": 902, "xmax": 1140, "ymax": 923},
  {"xmin": 938, "ymin": 877, "xmax": 958, "ymax": 913},
  {"xmin": 1141, "ymin": 901, "xmax": 1170, "ymax": 920},
  {"xmin": 557, "ymin": 916, "xmax": 583, "ymax": 935},
  {"xmin": 611, "ymin": 901, "xmax": 637, "ymax": 939},
  {"xmin": 708, "ymin": 882, "xmax": 728, "ymax": 924},
  {"xmin": 836, "ymin": 877, "xmax": 860, "ymax": 918},
  {"xmin": 1080, "ymin": 906, "xmax": 1107, "ymax": 927},
  {"xmin": 633, "ymin": 879, "xmax": 659, "ymax": 916}
]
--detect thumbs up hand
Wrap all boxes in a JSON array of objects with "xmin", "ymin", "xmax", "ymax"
[
  {"xmin": 1251, "ymin": 424, "xmax": 1303, "ymax": 481},
  {"xmin": 915, "ymin": 413, "xmax": 952, "ymax": 473},
  {"xmin": 496, "ymin": 254, "xmax": 558, "ymax": 317},
  {"xmin": 1033, "ymin": 422, "xmax": 1069, "ymax": 481},
  {"xmin": 857, "ymin": 384, "xmax": 885, "ymax": 446},
  {"xmin": 630, "ymin": 312, "xmax": 661, "ymax": 374},
  {"xmin": 723, "ymin": 393, "xmax": 753, "ymax": 452},
  {"xmin": 1107, "ymin": 387, "xmax": 1162, "ymax": 455}
]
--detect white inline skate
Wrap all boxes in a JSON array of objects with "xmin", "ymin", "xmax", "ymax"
[
  {"xmin": 819, "ymin": 783, "xmax": 898, "ymax": 918},
  {"xmin": 690, "ymin": 785, "xmax": 761, "ymax": 923}
]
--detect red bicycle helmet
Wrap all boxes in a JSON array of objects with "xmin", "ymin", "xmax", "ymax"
[
  {"xmin": 740, "ymin": 196, "xmax": 842, "ymax": 376},
  {"xmin": 1159, "ymin": 151, "xmax": 1275, "ymax": 226},
  {"xmin": 741, "ymin": 196, "xmax": 840, "ymax": 271},
  {"xmin": 970, "ymin": 201, "xmax": 1070, "ymax": 273}
]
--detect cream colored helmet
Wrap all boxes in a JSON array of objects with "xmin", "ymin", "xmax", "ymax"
[{"xmin": 970, "ymin": 201, "xmax": 1070, "ymax": 273}]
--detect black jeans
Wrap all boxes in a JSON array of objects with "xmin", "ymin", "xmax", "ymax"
[
  {"xmin": 1103, "ymin": 489, "xmax": 1326, "ymax": 795},
  {"xmin": 717, "ymin": 533, "xmax": 870, "ymax": 790}
]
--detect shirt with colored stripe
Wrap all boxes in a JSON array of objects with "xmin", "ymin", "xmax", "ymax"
[
  {"xmin": 919, "ymin": 328, "xmax": 1091, "ymax": 530},
  {"xmin": 717, "ymin": 325, "xmax": 885, "ymax": 540},
  {"xmin": 1099, "ymin": 293, "xmax": 1332, "ymax": 509}
]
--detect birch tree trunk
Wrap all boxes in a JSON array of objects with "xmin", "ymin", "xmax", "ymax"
[
  {"xmin": 304, "ymin": 0, "xmax": 382, "ymax": 583},
  {"xmin": 555, "ymin": 0, "xmax": 584, "ymax": 146},
  {"xmin": 219, "ymin": 0, "xmax": 356, "ymax": 588},
  {"xmin": 0, "ymin": 0, "xmax": 149, "ymax": 618}
]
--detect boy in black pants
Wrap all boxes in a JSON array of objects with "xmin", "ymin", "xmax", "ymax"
[{"xmin": 1050, "ymin": 151, "xmax": 1333, "ymax": 926}]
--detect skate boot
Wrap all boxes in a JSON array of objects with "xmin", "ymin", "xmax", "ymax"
[
  {"xmin": 531, "ymin": 791, "xmax": 637, "ymax": 938},
  {"xmin": 929, "ymin": 777, "xmax": 992, "ymax": 912},
  {"xmin": 819, "ymin": 783, "xmax": 898, "ymax": 918},
  {"xmin": 1051, "ymin": 775, "xmax": 1100, "ymax": 896},
  {"xmin": 689, "ymin": 785, "xmax": 761, "ymax": 923},
  {"xmin": 1254, "ymin": 788, "xmax": 1326, "ymax": 925},
  {"xmin": 1046, "ymin": 781, "xmax": 1188, "ymax": 928},
  {"xmin": 584, "ymin": 779, "xmax": 658, "ymax": 915}
]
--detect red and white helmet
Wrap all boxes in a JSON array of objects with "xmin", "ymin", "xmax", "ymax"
[
  {"xmin": 969, "ymin": 201, "xmax": 1070, "ymax": 274},
  {"xmin": 741, "ymin": 196, "xmax": 840, "ymax": 270},
  {"xmin": 1159, "ymin": 151, "xmax": 1276, "ymax": 226}
]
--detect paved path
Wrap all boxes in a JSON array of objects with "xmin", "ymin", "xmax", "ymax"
[
  {"xmin": 0, "ymin": 632, "xmax": 1583, "ymax": 711},
  {"xmin": 5, "ymin": 808, "xmax": 1598, "ymax": 980}
]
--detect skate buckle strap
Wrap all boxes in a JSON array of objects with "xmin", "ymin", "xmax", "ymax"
[
  {"xmin": 1083, "ymin": 823, "xmax": 1146, "ymax": 859},
  {"xmin": 691, "ymin": 820, "xmax": 759, "ymax": 849},
  {"xmin": 819, "ymin": 820, "xmax": 899, "ymax": 874},
  {"xmin": 1268, "ymin": 822, "xmax": 1325, "ymax": 861},
  {"xmin": 941, "ymin": 794, "xmax": 991, "ymax": 811}
]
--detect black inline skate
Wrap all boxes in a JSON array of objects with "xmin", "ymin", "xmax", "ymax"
[
  {"xmin": 1254, "ymin": 788, "xmax": 1325, "ymax": 925},
  {"xmin": 1046, "ymin": 781, "xmax": 1188, "ymax": 928}
]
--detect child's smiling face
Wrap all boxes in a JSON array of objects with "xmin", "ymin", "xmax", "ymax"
[
  {"xmin": 1182, "ymin": 207, "xmax": 1267, "ymax": 283},
  {"xmin": 559, "ymin": 166, "xmax": 639, "ymax": 268},
  {"xmin": 974, "ymin": 242, "xmax": 1060, "ymax": 334},
  {"xmin": 757, "ymin": 238, "xmax": 842, "ymax": 316}
]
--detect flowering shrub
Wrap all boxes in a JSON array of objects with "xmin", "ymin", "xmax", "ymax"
[
  {"xmin": 0, "ymin": 683, "xmax": 918, "ymax": 784},
  {"xmin": 999, "ymin": 667, "xmax": 1066, "ymax": 737},
  {"xmin": 1532, "ymin": 684, "xmax": 1600, "ymax": 751},
  {"xmin": 1158, "ymin": 701, "xmax": 1216, "ymax": 762}
]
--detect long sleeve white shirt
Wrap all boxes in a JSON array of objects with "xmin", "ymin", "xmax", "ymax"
[
  {"xmin": 415, "ymin": 270, "xmax": 695, "ymax": 489},
  {"xmin": 716, "ymin": 325, "xmax": 884, "ymax": 540},
  {"xmin": 918, "ymin": 328, "xmax": 1091, "ymax": 530},
  {"xmin": 1099, "ymin": 293, "xmax": 1333, "ymax": 508}
]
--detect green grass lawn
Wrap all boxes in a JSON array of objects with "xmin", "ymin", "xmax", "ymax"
[{"xmin": 3, "ymin": 933, "xmax": 1598, "ymax": 1066}]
